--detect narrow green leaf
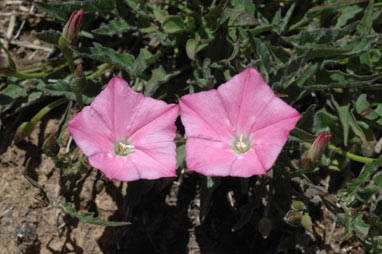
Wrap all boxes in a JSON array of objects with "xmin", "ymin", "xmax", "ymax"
[
  {"xmin": 357, "ymin": 0, "xmax": 374, "ymax": 33},
  {"xmin": 349, "ymin": 110, "xmax": 369, "ymax": 149},
  {"xmin": 331, "ymin": 97, "xmax": 350, "ymax": 146},
  {"xmin": 339, "ymin": 159, "xmax": 380, "ymax": 200},
  {"xmin": 33, "ymin": 29, "xmax": 61, "ymax": 45},
  {"xmin": 55, "ymin": 101, "xmax": 72, "ymax": 145},
  {"xmin": 54, "ymin": 198, "xmax": 129, "ymax": 227}
]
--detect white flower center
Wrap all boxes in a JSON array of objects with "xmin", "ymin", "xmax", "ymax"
[
  {"xmin": 115, "ymin": 140, "xmax": 135, "ymax": 156},
  {"xmin": 233, "ymin": 134, "xmax": 251, "ymax": 154}
]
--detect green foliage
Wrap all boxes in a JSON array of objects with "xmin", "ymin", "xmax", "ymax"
[{"xmin": 4, "ymin": 0, "xmax": 382, "ymax": 251}]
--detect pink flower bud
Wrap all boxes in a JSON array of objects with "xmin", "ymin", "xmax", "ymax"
[
  {"xmin": 62, "ymin": 9, "xmax": 84, "ymax": 43},
  {"xmin": 306, "ymin": 132, "xmax": 332, "ymax": 161}
]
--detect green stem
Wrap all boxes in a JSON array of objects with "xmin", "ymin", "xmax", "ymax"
[
  {"xmin": 86, "ymin": 63, "xmax": 110, "ymax": 79},
  {"xmin": 30, "ymin": 97, "xmax": 69, "ymax": 125},
  {"xmin": 74, "ymin": 92, "xmax": 84, "ymax": 109},
  {"xmin": 9, "ymin": 63, "xmax": 68, "ymax": 79},
  {"xmin": 13, "ymin": 71, "xmax": 46, "ymax": 79},
  {"xmin": 60, "ymin": 45, "xmax": 75, "ymax": 73},
  {"xmin": 328, "ymin": 144, "xmax": 375, "ymax": 164}
]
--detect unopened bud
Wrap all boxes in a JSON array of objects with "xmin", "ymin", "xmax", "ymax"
[
  {"xmin": 71, "ymin": 64, "xmax": 86, "ymax": 94},
  {"xmin": 0, "ymin": 48, "xmax": 16, "ymax": 75},
  {"xmin": 60, "ymin": 9, "xmax": 84, "ymax": 47},
  {"xmin": 258, "ymin": 217, "xmax": 272, "ymax": 239},
  {"xmin": 301, "ymin": 132, "xmax": 332, "ymax": 167},
  {"xmin": 42, "ymin": 134, "xmax": 60, "ymax": 157},
  {"xmin": 14, "ymin": 122, "xmax": 34, "ymax": 143}
]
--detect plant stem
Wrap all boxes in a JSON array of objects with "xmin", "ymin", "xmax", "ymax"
[
  {"xmin": 60, "ymin": 45, "xmax": 75, "ymax": 73},
  {"xmin": 9, "ymin": 63, "xmax": 68, "ymax": 79},
  {"xmin": 12, "ymin": 71, "xmax": 47, "ymax": 79},
  {"xmin": 328, "ymin": 144, "xmax": 375, "ymax": 164},
  {"xmin": 86, "ymin": 63, "xmax": 110, "ymax": 79},
  {"xmin": 30, "ymin": 97, "xmax": 69, "ymax": 126}
]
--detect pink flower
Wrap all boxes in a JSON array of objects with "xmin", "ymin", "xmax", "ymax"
[
  {"xmin": 68, "ymin": 76, "xmax": 179, "ymax": 182},
  {"xmin": 62, "ymin": 9, "xmax": 84, "ymax": 43},
  {"xmin": 179, "ymin": 67, "xmax": 301, "ymax": 177}
]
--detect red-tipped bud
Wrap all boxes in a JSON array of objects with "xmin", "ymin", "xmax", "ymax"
[
  {"xmin": 301, "ymin": 132, "xmax": 332, "ymax": 168},
  {"xmin": 307, "ymin": 132, "xmax": 332, "ymax": 161},
  {"xmin": 61, "ymin": 9, "xmax": 84, "ymax": 45}
]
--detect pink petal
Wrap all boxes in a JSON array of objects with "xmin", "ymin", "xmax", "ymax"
[
  {"xmin": 217, "ymin": 67, "xmax": 275, "ymax": 134},
  {"xmin": 89, "ymin": 149, "xmax": 176, "ymax": 181},
  {"xmin": 89, "ymin": 153, "xmax": 140, "ymax": 181},
  {"xmin": 184, "ymin": 138, "xmax": 235, "ymax": 176},
  {"xmin": 179, "ymin": 90, "xmax": 234, "ymax": 144},
  {"xmin": 250, "ymin": 117, "xmax": 300, "ymax": 170},
  {"xmin": 249, "ymin": 97, "xmax": 301, "ymax": 134},
  {"xmin": 90, "ymin": 76, "xmax": 143, "ymax": 141},
  {"xmin": 68, "ymin": 106, "xmax": 114, "ymax": 156},
  {"xmin": 229, "ymin": 149, "xmax": 266, "ymax": 177}
]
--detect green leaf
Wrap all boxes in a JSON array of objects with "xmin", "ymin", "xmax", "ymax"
[
  {"xmin": 355, "ymin": 94, "xmax": 379, "ymax": 121},
  {"xmin": 71, "ymin": 43, "xmax": 135, "ymax": 73},
  {"xmin": 353, "ymin": 212, "xmax": 369, "ymax": 239},
  {"xmin": 33, "ymin": 29, "xmax": 61, "ymax": 45},
  {"xmin": 339, "ymin": 159, "xmax": 380, "ymax": 201},
  {"xmin": 289, "ymin": 127, "xmax": 316, "ymax": 142},
  {"xmin": 283, "ymin": 23, "xmax": 356, "ymax": 46},
  {"xmin": 133, "ymin": 48, "xmax": 160, "ymax": 77},
  {"xmin": 44, "ymin": 80, "xmax": 96, "ymax": 105},
  {"xmin": 297, "ymin": 104, "xmax": 316, "ymax": 132},
  {"xmin": 144, "ymin": 66, "xmax": 181, "ymax": 97},
  {"xmin": 232, "ymin": 0, "xmax": 255, "ymax": 16},
  {"xmin": 289, "ymin": 0, "xmax": 365, "ymax": 31},
  {"xmin": 186, "ymin": 38, "xmax": 197, "ymax": 61},
  {"xmin": 356, "ymin": 185, "xmax": 380, "ymax": 202},
  {"xmin": 357, "ymin": 0, "xmax": 374, "ymax": 33},
  {"xmin": 55, "ymin": 101, "xmax": 73, "ymax": 145},
  {"xmin": 313, "ymin": 111, "xmax": 339, "ymax": 134},
  {"xmin": 331, "ymin": 97, "xmax": 350, "ymax": 146},
  {"xmin": 53, "ymin": 198, "xmax": 129, "ymax": 227},
  {"xmin": 349, "ymin": 110, "xmax": 369, "ymax": 150},
  {"xmin": 291, "ymin": 201, "xmax": 307, "ymax": 211},
  {"xmin": 222, "ymin": 8, "xmax": 259, "ymax": 27},
  {"xmin": 92, "ymin": 19, "xmax": 134, "ymax": 36},
  {"xmin": 162, "ymin": 15, "xmax": 185, "ymax": 33},
  {"xmin": 36, "ymin": 0, "xmax": 114, "ymax": 22},
  {"xmin": 301, "ymin": 213, "xmax": 313, "ymax": 232},
  {"xmin": 336, "ymin": 5, "xmax": 364, "ymax": 28}
]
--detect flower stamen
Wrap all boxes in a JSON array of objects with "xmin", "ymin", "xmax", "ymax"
[
  {"xmin": 233, "ymin": 134, "xmax": 251, "ymax": 154},
  {"xmin": 115, "ymin": 140, "xmax": 135, "ymax": 156}
]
